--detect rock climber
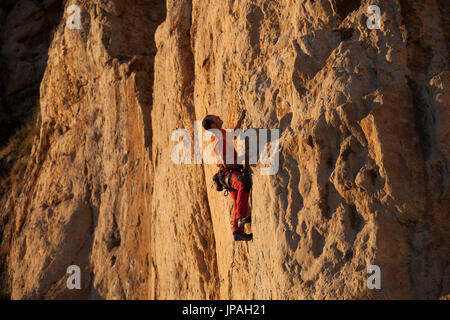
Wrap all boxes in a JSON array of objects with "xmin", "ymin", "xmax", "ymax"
[{"xmin": 202, "ymin": 110, "xmax": 253, "ymax": 241}]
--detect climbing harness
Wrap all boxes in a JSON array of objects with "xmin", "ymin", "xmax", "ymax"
[{"xmin": 212, "ymin": 165, "xmax": 253, "ymax": 197}]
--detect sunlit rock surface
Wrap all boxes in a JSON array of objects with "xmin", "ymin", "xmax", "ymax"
[{"xmin": 0, "ymin": 0, "xmax": 448, "ymax": 299}]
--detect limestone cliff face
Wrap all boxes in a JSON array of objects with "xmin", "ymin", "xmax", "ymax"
[{"xmin": 0, "ymin": 0, "xmax": 448, "ymax": 299}]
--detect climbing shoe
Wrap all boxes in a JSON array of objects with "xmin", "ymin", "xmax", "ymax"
[
  {"xmin": 234, "ymin": 232, "xmax": 253, "ymax": 241},
  {"xmin": 237, "ymin": 215, "xmax": 251, "ymax": 228}
]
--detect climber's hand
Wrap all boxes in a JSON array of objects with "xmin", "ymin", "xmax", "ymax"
[
  {"xmin": 239, "ymin": 109, "xmax": 247, "ymax": 121},
  {"xmin": 234, "ymin": 109, "xmax": 246, "ymax": 130}
]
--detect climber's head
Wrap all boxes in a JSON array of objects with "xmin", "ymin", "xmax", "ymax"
[{"xmin": 202, "ymin": 114, "xmax": 223, "ymax": 130}]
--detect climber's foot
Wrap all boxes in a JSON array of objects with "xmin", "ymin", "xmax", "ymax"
[
  {"xmin": 234, "ymin": 231, "xmax": 253, "ymax": 241},
  {"xmin": 237, "ymin": 215, "xmax": 251, "ymax": 228}
]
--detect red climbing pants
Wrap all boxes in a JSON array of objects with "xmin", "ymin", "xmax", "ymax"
[{"xmin": 229, "ymin": 171, "xmax": 249, "ymax": 234}]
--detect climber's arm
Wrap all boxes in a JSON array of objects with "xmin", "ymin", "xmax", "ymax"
[{"xmin": 233, "ymin": 109, "xmax": 246, "ymax": 131}]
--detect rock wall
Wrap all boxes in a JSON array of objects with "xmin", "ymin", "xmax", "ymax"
[
  {"xmin": 0, "ymin": 0, "xmax": 448, "ymax": 299},
  {"xmin": 1, "ymin": 0, "xmax": 166, "ymax": 299}
]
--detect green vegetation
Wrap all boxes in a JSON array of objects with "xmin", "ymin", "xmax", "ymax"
[
  {"xmin": 6, "ymin": 116, "xmax": 39, "ymax": 157},
  {"xmin": 0, "ymin": 106, "xmax": 40, "ymax": 180}
]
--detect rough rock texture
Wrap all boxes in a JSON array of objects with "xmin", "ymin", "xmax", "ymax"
[
  {"xmin": 1, "ymin": 0, "xmax": 166, "ymax": 299},
  {"xmin": 0, "ymin": 0, "xmax": 449, "ymax": 299}
]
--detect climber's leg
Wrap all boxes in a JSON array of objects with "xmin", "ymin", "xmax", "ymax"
[
  {"xmin": 229, "ymin": 189, "xmax": 242, "ymax": 233},
  {"xmin": 229, "ymin": 171, "xmax": 249, "ymax": 234}
]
